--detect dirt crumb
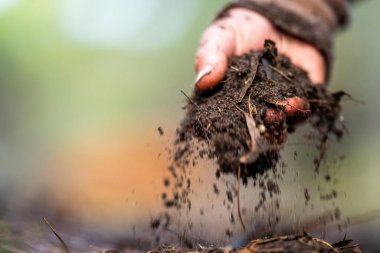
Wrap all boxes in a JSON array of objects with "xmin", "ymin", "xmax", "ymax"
[{"xmin": 158, "ymin": 126, "xmax": 164, "ymax": 136}]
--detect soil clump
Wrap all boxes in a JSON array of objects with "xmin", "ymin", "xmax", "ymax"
[{"xmin": 175, "ymin": 40, "xmax": 344, "ymax": 181}]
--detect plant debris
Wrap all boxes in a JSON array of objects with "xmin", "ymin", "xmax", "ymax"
[{"xmin": 147, "ymin": 235, "xmax": 362, "ymax": 253}]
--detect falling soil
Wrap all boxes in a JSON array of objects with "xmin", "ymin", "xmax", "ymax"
[{"xmin": 154, "ymin": 40, "xmax": 348, "ymax": 244}]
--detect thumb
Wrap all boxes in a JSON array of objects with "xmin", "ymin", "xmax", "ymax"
[
  {"xmin": 195, "ymin": 21, "xmax": 235, "ymax": 91},
  {"xmin": 279, "ymin": 35, "xmax": 326, "ymax": 84},
  {"xmin": 195, "ymin": 50, "xmax": 228, "ymax": 91}
]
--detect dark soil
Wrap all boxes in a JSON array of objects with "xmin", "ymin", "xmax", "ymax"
[{"xmin": 175, "ymin": 40, "xmax": 344, "ymax": 181}]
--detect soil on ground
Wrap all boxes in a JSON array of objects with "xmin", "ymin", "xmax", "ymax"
[{"xmin": 148, "ymin": 235, "xmax": 362, "ymax": 253}]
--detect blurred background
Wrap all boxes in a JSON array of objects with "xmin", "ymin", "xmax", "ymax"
[{"xmin": 0, "ymin": 0, "xmax": 379, "ymax": 252}]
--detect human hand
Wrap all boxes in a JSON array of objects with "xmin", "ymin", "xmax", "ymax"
[{"xmin": 195, "ymin": 8, "xmax": 325, "ymax": 121}]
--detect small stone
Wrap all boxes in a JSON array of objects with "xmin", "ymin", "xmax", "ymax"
[{"xmin": 258, "ymin": 124, "xmax": 266, "ymax": 133}]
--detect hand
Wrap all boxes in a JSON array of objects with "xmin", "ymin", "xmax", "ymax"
[{"xmin": 194, "ymin": 8, "xmax": 325, "ymax": 122}]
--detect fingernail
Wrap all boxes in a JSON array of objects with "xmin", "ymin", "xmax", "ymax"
[{"xmin": 195, "ymin": 64, "xmax": 213, "ymax": 86}]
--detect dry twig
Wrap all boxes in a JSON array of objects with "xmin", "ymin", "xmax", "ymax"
[
  {"xmin": 181, "ymin": 90, "xmax": 195, "ymax": 105},
  {"xmin": 43, "ymin": 217, "xmax": 71, "ymax": 253},
  {"xmin": 236, "ymin": 165, "xmax": 246, "ymax": 231},
  {"xmin": 269, "ymin": 65, "xmax": 292, "ymax": 82},
  {"xmin": 238, "ymin": 55, "xmax": 259, "ymax": 103}
]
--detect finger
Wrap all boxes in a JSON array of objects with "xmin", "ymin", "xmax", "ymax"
[
  {"xmin": 297, "ymin": 47, "xmax": 325, "ymax": 84},
  {"xmin": 282, "ymin": 96, "xmax": 310, "ymax": 117},
  {"xmin": 195, "ymin": 19, "xmax": 235, "ymax": 91},
  {"xmin": 227, "ymin": 8, "xmax": 278, "ymax": 55},
  {"xmin": 278, "ymin": 35, "xmax": 326, "ymax": 84},
  {"xmin": 264, "ymin": 108, "xmax": 286, "ymax": 125}
]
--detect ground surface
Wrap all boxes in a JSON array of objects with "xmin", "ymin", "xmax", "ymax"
[{"xmin": 149, "ymin": 235, "xmax": 362, "ymax": 253}]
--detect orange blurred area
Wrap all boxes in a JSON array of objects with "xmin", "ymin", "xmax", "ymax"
[
  {"xmin": 45, "ymin": 120, "xmax": 174, "ymax": 225},
  {"xmin": 32, "ymin": 119, "xmax": 230, "ymax": 242}
]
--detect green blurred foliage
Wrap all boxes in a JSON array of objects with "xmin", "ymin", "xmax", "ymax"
[{"xmin": 0, "ymin": 0, "xmax": 227, "ymax": 147}]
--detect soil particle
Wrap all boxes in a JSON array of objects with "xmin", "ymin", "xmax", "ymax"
[
  {"xmin": 267, "ymin": 179, "xmax": 280, "ymax": 197},
  {"xmin": 213, "ymin": 184, "xmax": 220, "ymax": 195},
  {"xmin": 225, "ymin": 229, "xmax": 233, "ymax": 238},
  {"xmin": 230, "ymin": 213, "xmax": 235, "ymax": 224},
  {"xmin": 226, "ymin": 190, "xmax": 233, "ymax": 203},
  {"xmin": 304, "ymin": 188, "xmax": 311, "ymax": 202},
  {"xmin": 150, "ymin": 213, "xmax": 170, "ymax": 230},
  {"xmin": 320, "ymin": 190, "xmax": 338, "ymax": 201},
  {"xmin": 158, "ymin": 127, "xmax": 164, "ymax": 136},
  {"xmin": 150, "ymin": 218, "xmax": 161, "ymax": 230}
]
